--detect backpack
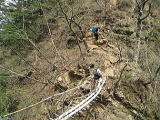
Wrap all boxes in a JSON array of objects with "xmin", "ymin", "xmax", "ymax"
[{"xmin": 91, "ymin": 26, "xmax": 99, "ymax": 34}]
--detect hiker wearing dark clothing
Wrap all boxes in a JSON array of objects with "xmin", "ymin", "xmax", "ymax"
[
  {"xmin": 91, "ymin": 26, "xmax": 100, "ymax": 41},
  {"xmin": 93, "ymin": 69, "xmax": 102, "ymax": 80},
  {"xmin": 91, "ymin": 69, "xmax": 102, "ymax": 90},
  {"xmin": 94, "ymin": 33, "xmax": 99, "ymax": 41},
  {"xmin": 93, "ymin": 71, "xmax": 102, "ymax": 80}
]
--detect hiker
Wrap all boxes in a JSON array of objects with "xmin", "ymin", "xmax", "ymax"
[
  {"xmin": 93, "ymin": 69, "xmax": 102, "ymax": 80},
  {"xmin": 91, "ymin": 26, "xmax": 100, "ymax": 41},
  {"xmin": 91, "ymin": 69, "xmax": 102, "ymax": 90}
]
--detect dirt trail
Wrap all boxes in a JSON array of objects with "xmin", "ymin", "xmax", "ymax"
[{"xmin": 64, "ymin": 33, "xmax": 134, "ymax": 120}]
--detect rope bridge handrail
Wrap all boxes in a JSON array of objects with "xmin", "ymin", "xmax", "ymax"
[
  {"xmin": 2, "ymin": 75, "xmax": 106, "ymax": 120},
  {"xmin": 50, "ymin": 77, "xmax": 106, "ymax": 120},
  {"xmin": 2, "ymin": 85, "xmax": 81, "ymax": 118}
]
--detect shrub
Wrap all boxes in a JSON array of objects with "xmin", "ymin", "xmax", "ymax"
[
  {"xmin": 0, "ymin": 73, "xmax": 19, "ymax": 115},
  {"xmin": 117, "ymin": 0, "xmax": 133, "ymax": 11}
]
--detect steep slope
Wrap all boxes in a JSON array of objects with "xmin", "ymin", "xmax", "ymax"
[{"xmin": 1, "ymin": 0, "xmax": 160, "ymax": 120}]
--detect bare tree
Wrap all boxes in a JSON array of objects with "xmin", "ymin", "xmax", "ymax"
[
  {"xmin": 134, "ymin": 0, "xmax": 151, "ymax": 63},
  {"xmin": 56, "ymin": 0, "xmax": 83, "ymax": 55},
  {"xmin": 56, "ymin": 0, "xmax": 91, "ymax": 54}
]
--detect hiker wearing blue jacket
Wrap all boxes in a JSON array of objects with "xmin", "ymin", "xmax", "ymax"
[
  {"xmin": 93, "ymin": 69, "xmax": 102, "ymax": 80},
  {"xmin": 91, "ymin": 26, "xmax": 100, "ymax": 41},
  {"xmin": 91, "ymin": 69, "xmax": 102, "ymax": 90}
]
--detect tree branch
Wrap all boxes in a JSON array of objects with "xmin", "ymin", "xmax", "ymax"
[
  {"xmin": 145, "ymin": 65, "xmax": 160, "ymax": 85},
  {"xmin": 114, "ymin": 64, "xmax": 127, "ymax": 89},
  {"xmin": 135, "ymin": 0, "xmax": 141, "ymax": 9},
  {"xmin": 140, "ymin": 0, "xmax": 149, "ymax": 10},
  {"xmin": 56, "ymin": 0, "xmax": 83, "ymax": 55},
  {"xmin": 141, "ymin": 3, "xmax": 151, "ymax": 21},
  {"xmin": 0, "ymin": 65, "xmax": 48, "ymax": 84}
]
